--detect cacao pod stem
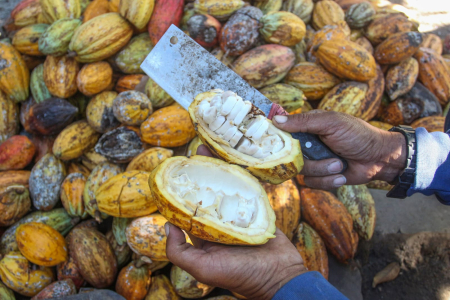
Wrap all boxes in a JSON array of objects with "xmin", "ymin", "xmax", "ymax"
[{"xmin": 94, "ymin": 210, "xmax": 103, "ymax": 223}]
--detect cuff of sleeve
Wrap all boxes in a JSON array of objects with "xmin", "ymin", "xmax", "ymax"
[{"xmin": 272, "ymin": 271, "xmax": 348, "ymax": 300}]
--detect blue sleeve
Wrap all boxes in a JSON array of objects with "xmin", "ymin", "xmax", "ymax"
[
  {"xmin": 406, "ymin": 127, "xmax": 450, "ymax": 203},
  {"xmin": 272, "ymin": 271, "xmax": 348, "ymax": 300}
]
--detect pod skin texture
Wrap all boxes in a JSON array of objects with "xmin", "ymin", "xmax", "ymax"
[
  {"xmin": 119, "ymin": 0, "xmax": 155, "ymax": 30},
  {"xmin": 126, "ymin": 147, "xmax": 174, "ymax": 172},
  {"xmin": 145, "ymin": 274, "xmax": 181, "ymax": 300},
  {"xmin": 0, "ymin": 135, "xmax": 35, "ymax": 171},
  {"xmin": 0, "ymin": 41, "xmax": 30, "ymax": 103},
  {"xmin": 0, "ymin": 92, "xmax": 19, "ymax": 144},
  {"xmin": 38, "ymin": 18, "xmax": 81, "ymax": 56},
  {"xmin": 170, "ymin": 265, "xmax": 214, "ymax": 298}
]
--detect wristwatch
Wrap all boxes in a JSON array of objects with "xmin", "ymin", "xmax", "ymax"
[{"xmin": 386, "ymin": 125, "xmax": 417, "ymax": 199}]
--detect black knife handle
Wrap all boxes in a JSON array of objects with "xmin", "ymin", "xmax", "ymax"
[{"xmin": 291, "ymin": 131, "xmax": 348, "ymax": 173}]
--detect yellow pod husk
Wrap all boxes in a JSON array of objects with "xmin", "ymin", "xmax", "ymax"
[
  {"xmin": 0, "ymin": 41, "xmax": 30, "ymax": 103},
  {"xmin": 0, "ymin": 185, "xmax": 31, "ymax": 227},
  {"xmin": 186, "ymin": 136, "xmax": 203, "ymax": 158},
  {"xmin": 0, "ymin": 91, "xmax": 20, "ymax": 144},
  {"xmin": 40, "ymin": 0, "xmax": 81, "ymax": 23},
  {"xmin": 312, "ymin": 0, "xmax": 345, "ymax": 30},
  {"xmin": 119, "ymin": 0, "xmax": 155, "ymax": 30},
  {"xmin": 43, "ymin": 55, "xmax": 79, "ymax": 99},
  {"xmin": 194, "ymin": 0, "xmax": 245, "ymax": 21},
  {"xmin": 12, "ymin": 24, "xmax": 49, "ymax": 56},
  {"xmin": 319, "ymin": 81, "xmax": 368, "ymax": 117},
  {"xmin": 145, "ymin": 274, "xmax": 181, "ymax": 300},
  {"xmin": 60, "ymin": 173, "xmax": 88, "ymax": 219},
  {"xmin": 126, "ymin": 147, "xmax": 174, "ymax": 172},
  {"xmin": 260, "ymin": 11, "xmax": 306, "ymax": 47},
  {"xmin": 113, "ymin": 91, "xmax": 153, "ymax": 126},
  {"xmin": 76, "ymin": 61, "xmax": 113, "ymax": 96}
]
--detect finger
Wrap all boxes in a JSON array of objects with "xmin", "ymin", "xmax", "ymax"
[
  {"xmin": 134, "ymin": 76, "xmax": 149, "ymax": 93},
  {"xmin": 272, "ymin": 110, "xmax": 344, "ymax": 135},
  {"xmin": 303, "ymin": 174, "xmax": 347, "ymax": 190},
  {"xmin": 196, "ymin": 145, "xmax": 214, "ymax": 157},
  {"xmin": 301, "ymin": 158, "xmax": 343, "ymax": 176}
]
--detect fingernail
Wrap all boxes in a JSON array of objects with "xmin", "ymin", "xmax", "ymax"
[
  {"xmin": 333, "ymin": 176, "xmax": 346, "ymax": 187},
  {"xmin": 274, "ymin": 115, "xmax": 288, "ymax": 124},
  {"xmin": 328, "ymin": 161, "xmax": 342, "ymax": 173},
  {"xmin": 164, "ymin": 222, "xmax": 170, "ymax": 237}
]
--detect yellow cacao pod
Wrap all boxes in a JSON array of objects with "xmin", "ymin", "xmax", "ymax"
[
  {"xmin": 312, "ymin": 0, "xmax": 345, "ymax": 30},
  {"xmin": 76, "ymin": 61, "xmax": 113, "ymax": 96},
  {"xmin": 126, "ymin": 147, "xmax": 174, "ymax": 172},
  {"xmin": 12, "ymin": 24, "xmax": 49, "ymax": 56},
  {"xmin": 43, "ymin": 55, "xmax": 79, "ymax": 99},
  {"xmin": 119, "ymin": 0, "xmax": 155, "ymax": 30},
  {"xmin": 39, "ymin": 0, "xmax": 81, "ymax": 23},
  {"xmin": 0, "ymin": 41, "xmax": 30, "ymax": 103},
  {"xmin": 86, "ymin": 91, "xmax": 120, "ymax": 133}
]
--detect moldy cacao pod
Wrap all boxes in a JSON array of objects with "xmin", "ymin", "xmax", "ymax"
[
  {"xmin": 113, "ymin": 91, "xmax": 153, "ymax": 126},
  {"xmin": 400, "ymin": 82, "xmax": 442, "ymax": 118},
  {"xmin": 386, "ymin": 57, "xmax": 419, "ymax": 100},
  {"xmin": 95, "ymin": 126, "xmax": 143, "ymax": 163},
  {"xmin": 380, "ymin": 97, "xmax": 423, "ymax": 125},
  {"xmin": 188, "ymin": 14, "xmax": 222, "ymax": 48},
  {"xmin": 30, "ymin": 279, "xmax": 77, "ymax": 299}
]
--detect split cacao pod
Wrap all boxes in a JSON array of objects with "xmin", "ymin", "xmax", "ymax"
[
  {"xmin": 145, "ymin": 77, "xmax": 175, "ymax": 109},
  {"xmin": 411, "ymin": 116, "xmax": 445, "ymax": 132},
  {"xmin": 11, "ymin": 0, "xmax": 46, "ymax": 27},
  {"xmin": 232, "ymin": 44, "xmax": 295, "ymax": 88},
  {"xmin": 0, "ymin": 208, "xmax": 77, "ymax": 255},
  {"xmin": 170, "ymin": 265, "xmax": 214, "ymax": 298},
  {"xmin": 83, "ymin": 0, "xmax": 110, "ymax": 23},
  {"xmin": 38, "ymin": 18, "xmax": 82, "ymax": 57},
  {"xmin": 30, "ymin": 64, "xmax": 51, "ymax": 103},
  {"xmin": 292, "ymin": 222, "xmax": 328, "ymax": 279},
  {"xmin": 0, "ymin": 251, "xmax": 54, "ymax": 297},
  {"xmin": 148, "ymin": 0, "xmax": 184, "ymax": 45},
  {"xmin": 115, "ymin": 33, "xmax": 153, "ymax": 74},
  {"xmin": 106, "ymin": 230, "xmax": 132, "ymax": 268},
  {"xmin": 95, "ymin": 126, "xmax": 143, "ymax": 163},
  {"xmin": 0, "ymin": 135, "xmax": 35, "ymax": 171},
  {"xmin": 421, "ymin": 33, "xmax": 443, "ymax": 55},
  {"xmin": 77, "ymin": 61, "xmax": 113, "ymax": 96},
  {"xmin": 68, "ymin": 13, "xmax": 133, "ymax": 63},
  {"xmin": 260, "ymin": 11, "xmax": 306, "ymax": 47},
  {"xmin": 16, "ymin": 222, "xmax": 68, "ymax": 266},
  {"xmin": 0, "ymin": 41, "xmax": 30, "ymax": 103},
  {"xmin": 116, "ymin": 262, "xmax": 152, "ymax": 300},
  {"xmin": 300, "ymin": 188, "xmax": 359, "ymax": 263},
  {"xmin": 29, "ymin": 153, "xmax": 66, "ymax": 211},
  {"xmin": 86, "ymin": 91, "xmax": 120, "ymax": 133},
  {"xmin": 141, "ymin": 105, "xmax": 196, "ymax": 147},
  {"xmin": 259, "ymin": 83, "xmax": 305, "ymax": 113},
  {"xmin": 186, "ymin": 136, "xmax": 203, "ymax": 157},
  {"xmin": 386, "ymin": 57, "xmax": 419, "ymax": 100},
  {"xmin": 312, "ymin": 0, "xmax": 345, "ymax": 30},
  {"xmin": 194, "ymin": 0, "xmax": 244, "ymax": 21},
  {"xmin": 40, "ymin": 0, "xmax": 81, "ymax": 23},
  {"xmin": 53, "ymin": 120, "xmax": 100, "ymax": 161},
  {"xmin": 414, "ymin": 47, "xmax": 450, "ymax": 106},
  {"xmin": 254, "ymin": 0, "xmax": 282, "ymax": 15},
  {"xmin": 262, "ymin": 179, "xmax": 301, "ymax": 240},
  {"xmin": 0, "ymin": 92, "xmax": 19, "ymax": 144},
  {"xmin": 43, "ymin": 55, "xmax": 79, "ymax": 98},
  {"xmin": 219, "ymin": 6, "xmax": 263, "ymax": 57},
  {"xmin": 374, "ymin": 31, "xmax": 423, "ymax": 65},
  {"xmin": 313, "ymin": 39, "xmax": 377, "ymax": 81},
  {"xmin": 188, "ymin": 14, "xmax": 222, "ymax": 48},
  {"xmin": 345, "ymin": 2, "xmax": 375, "ymax": 29},
  {"xmin": 116, "ymin": 74, "xmax": 145, "ymax": 93},
  {"xmin": 364, "ymin": 13, "xmax": 414, "ymax": 45},
  {"xmin": 282, "ymin": 0, "xmax": 314, "ymax": 24},
  {"xmin": 0, "ymin": 185, "xmax": 31, "ymax": 227},
  {"xmin": 69, "ymin": 227, "xmax": 118, "ymax": 288},
  {"xmin": 318, "ymin": 81, "xmax": 369, "ymax": 117},
  {"xmin": 83, "ymin": 162, "xmax": 123, "ymax": 221},
  {"xmin": 113, "ymin": 91, "xmax": 153, "ymax": 126},
  {"xmin": 337, "ymin": 185, "xmax": 376, "ymax": 240},
  {"xmin": 12, "ymin": 24, "xmax": 49, "ymax": 56},
  {"xmin": 31, "ymin": 279, "xmax": 77, "ymax": 299},
  {"xmin": 120, "ymin": 0, "xmax": 154, "ymax": 30},
  {"xmin": 126, "ymin": 213, "xmax": 169, "ymax": 261},
  {"xmin": 145, "ymin": 274, "xmax": 181, "ymax": 300},
  {"xmin": 126, "ymin": 147, "xmax": 174, "ymax": 172},
  {"xmin": 60, "ymin": 173, "xmax": 88, "ymax": 219}
]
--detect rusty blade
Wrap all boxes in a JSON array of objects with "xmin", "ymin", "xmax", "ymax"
[{"xmin": 140, "ymin": 25, "xmax": 273, "ymax": 116}]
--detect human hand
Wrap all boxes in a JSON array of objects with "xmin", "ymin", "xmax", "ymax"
[{"xmin": 273, "ymin": 111, "xmax": 407, "ymax": 189}]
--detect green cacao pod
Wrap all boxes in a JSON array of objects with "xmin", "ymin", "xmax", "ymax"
[
  {"xmin": 30, "ymin": 64, "xmax": 51, "ymax": 103},
  {"xmin": 12, "ymin": 24, "xmax": 49, "ymax": 56},
  {"xmin": 0, "ymin": 281, "xmax": 15, "ymax": 300},
  {"xmin": 282, "ymin": 0, "xmax": 314, "ymax": 24},
  {"xmin": 259, "ymin": 83, "xmax": 305, "ymax": 112},
  {"xmin": 38, "ymin": 18, "xmax": 82, "ymax": 57},
  {"xmin": 145, "ymin": 77, "xmax": 175, "ymax": 109},
  {"xmin": 345, "ymin": 2, "xmax": 376, "ymax": 29},
  {"xmin": 112, "ymin": 217, "xmax": 133, "ymax": 246},
  {"xmin": 115, "ymin": 33, "xmax": 153, "ymax": 74}
]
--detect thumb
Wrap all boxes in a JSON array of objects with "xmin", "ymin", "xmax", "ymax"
[{"xmin": 272, "ymin": 110, "xmax": 337, "ymax": 135}]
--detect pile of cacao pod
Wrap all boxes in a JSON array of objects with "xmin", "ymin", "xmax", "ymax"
[{"xmin": 0, "ymin": 0, "xmax": 447, "ymax": 298}]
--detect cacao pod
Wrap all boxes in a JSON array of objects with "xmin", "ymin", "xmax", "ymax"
[
  {"xmin": 113, "ymin": 91, "xmax": 153, "ymax": 126},
  {"xmin": 106, "ymin": 230, "xmax": 132, "ymax": 268},
  {"xmin": 260, "ymin": 11, "xmax": 306, "ymax": 47},
  {"xmin": 188, "ymin": 14, "xmax": 222, "ymax": 48},
  {"xmin": 95, "ymin": 126, "xmax": 143, "ymax": 163},
  {"xmin": 80, "ymin": 147, "xmax": 108, "ymax": 170},
  {"xmin": 119, "ymin": 0, "xmax": 154, "ymax": 30},
  {"xmin": 0, "ymin": 281, "xmax": 15, "ymax": 300},
  {"xmin": 211, "ymin": 47, "xmax": 236, "ymax": 67},
  {"xmin": 170, "ymin": 265, "xmax": 214, "ymax": 298},
  {"xmin": 53, "ymin": 120, "xmax": 100, "ymax": 161},
  {"xmin": 402, "ymin": 82, "xmax": 442, "ymax": 118},
  {"xmin": 313, "ymin": 39, "xmax": 377, "ymax": 81},
  {"xmin": 148, "ymin": 0, "xmax": 184, "ymax": 44},
  {"xmin": 0, "ymin": 170, "xmax": 30, "ymax": 189},
  {"xmin": 364, "ymin": 13, "xmax": 414, "ymax": 45},
  {"xmin": 369, "ymin": 120, "xmax": 392, "ymax": 131},
  {"xmin": 145, "ymin": 77, "xmax": 175, "ymax": 109},
  {"xmin": 293, "ymin": 40, "xmax": 307, "ymax": 63},
  {"xmin": 219, "ymin": 6, "xmax": 263, "ymax": 57},
  {"xmin": 421, "ymin": 33, "xmax": 443, "ymax": 55},
  {"xmin": 282, "ymin": 0, "xmax": 314, "ymax": 24},
  {"xmin": 0, "ymin": 135, "xmax": 35, "ymax": 171},
  {"xmin": 67, "ymin": 93, "xmax": 90, "ymax": 120},
  {"xmin": 318, "ymin": 81, "xmax": 369, "ymax": 117},
  {"xmin": 141, "ymin": 105, "xmax": 196, "ymax": 147},
  {"xmin": 30, "ymin": 279, "xmax": 77, "ymax": 299},
  {"xmin": 116, "ymin": 74, "xmax": 145, "ymax": 93},
  {"xmin": 0, "ymin": 41, "xmax": 30, "ymax": 103},
  {"xmin": 262, "ymin": 179, "xmax": 301, "ymax": 240},
  {"xmin": 0, "ymin": 92, "xmax": 19, "ymax": 144},
  {"xmin": 194, "ymin": 0, "xmax": 244, "ymax": 21},
  {"xmin": 414, "ymin": 47, "xmax": 450, "ymax": 106},
  {"xmin": 11, "ymin": 0, "xmax": 47, "ymax": 27},
  {"xmin": 374, "ymin": 31, "xmax": 423, "ymax": 65},
  {"xmin": 307, "ymin": 21, "xmax": 350, "ymax": 53},
  {"xmin": 345, "ymin": 2, "xmax": 375, "ymax": 29},
  {"xmin": 108, "ymin": 0, "xmax": 120, "ymax": 12},
  {"xmin": 0, "ymin": 185, "xmax": 31, "ymax": 227},
  {"xmin": 68, "ymin": 13, "xmax": 133, "ymax": 63},
  {"xmin": 16, "ymin": 222, "xmax": 68, "ymax": 266},
  {"xmin": 60, "ymin": 173, "xmax": 88, "ymax": 219},
  {"xmin": 76, "ymin": 61, "xmax": 113, "ymax": 96},
  {"xmin": 180, "ymin": 3, "xmax": 196, "ymax": 31},
  {"xmin": 292, "ymin": 222, "xmax": 328, "ymax": 279},
  {"xmin": 112, "ymin": 217, "xmax": 133, "ymax": 246},
  {"xmin": 83, "ymin": 162, "xmax": 122, "ymax": 221},
  {"xmin": 40, "ymin": 0, "xmax": 81, "ymax": 23},
  {"xmin": 30, "ymin": 64, "xmax": 51, "ymax": 103},
  {"xmin": 411, "ymin": 116, "xmax": 445, "ymax": 132},
  {"xmin": 67, "ymin": 161, "xmax": 91, "ymax": 178},
  {"xmin": 126, "ymin": 147, "xmax": 174, "ymax": 172},
  {"xmin": 386, "ymin": 57, "xmax": 419, "ymax": 100},
  {"xmin": 12, "ymin": 24, "xmax": 49, "ymax": 56},
  {"xmin": 0, "ymin": 208, "xmax": 77, "ymax": 255},
  {"xmin": 232, "ymin": 44, "xmax": 295, "ymax": 88},
  {"xmin": 69, "ymin": 227, "xmax": 118, "ymax": 288},
  {"xmin": 355, "ymin": 36, "xmax": 374, "ymax": 54},
  {"xmin": 43, "ymin": 55, "xmax": 79, "ymax": 98},
  {"xmin": 381, "ymin": 97, "xmax": 423, "ymax": 125},
  {"xmin": 30, "ymin": 134, "xmax": 56, "ymax": 163},
  {"xmin": 83, "ymin": 0, "xmax": 109, "ymax": 23},
  {"xmin": 358, "ymin": 64, "xmax": 385, "ymax": 121},
  {"xmin": 116, "ymin": 261, "xmax": 152, "ymax": 300},
  {"xmin": 115, "ymin": 33, "xmax": 153, "ymax": 74},
  {"xmin": 0, "ymin": 251, "xmax": 54, "ymax": 297},
  {"xmin": 254, "ymin": 0, "xmax": 282, "ymax": 15},
  {"xmin": 145, "ymin": 274, "xmax": 181, "ymax": 300},
  {"xmin": 38, "ymin": 18, "xmax": 81, "ymax": 56},
  {"xmin": 312, "ymin": 0, "xmax": 345, "ymax": 30},
  {"xmin": 126, "ymin": 213, "xmax": 168, "ymax": 261},
  {"xmin": 300, "ymin": 188, "xmax": 359, "ymax": 263},
  {"xmin": 366, "ymin": 180, "xmax": 393, "ymax": 190},
  {"xmin": 259, "ymin": 83, "xmax": 305, "ymax": 113},
  {"xmin": 86, "ymin": 91, "xmax": 120, "ymax": 133}
]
